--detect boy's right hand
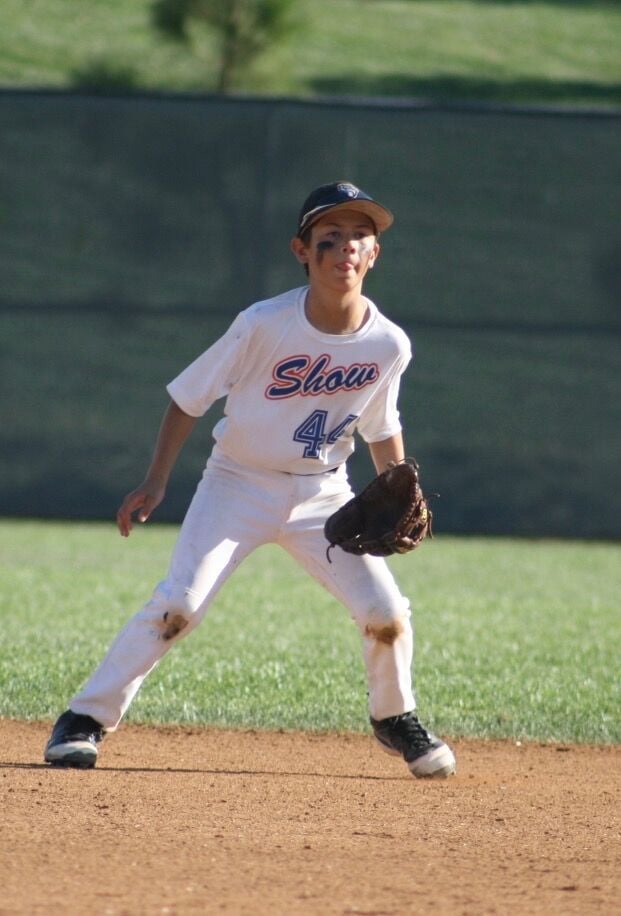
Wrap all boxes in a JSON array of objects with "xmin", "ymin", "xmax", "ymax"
[{"xmin": 116, "ymin": 481, "xmax": 166, "ymax": 537}]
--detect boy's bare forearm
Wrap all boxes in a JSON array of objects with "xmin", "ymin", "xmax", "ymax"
[
  {"xmin": 116, "ymin": 400, "xmax": 198, "ymax": 536},
  {"xmin": 145, "ymin": 400, "xmax": 198, "ymax": 485},
  {"xmin": 368, "ymin": 433, "xmax": 406, "ymax": 474}
]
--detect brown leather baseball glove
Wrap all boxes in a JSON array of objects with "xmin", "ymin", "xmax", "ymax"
[{"xmin": 324, "ymin": 458, "xmax": 435, "ymax": 559}]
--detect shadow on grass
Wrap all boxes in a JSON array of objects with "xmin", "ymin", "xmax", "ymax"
[
  {"xmin": 399, "ymin": 0, "xmax": 615, "ymax": 6},
  {"xmin": 70, "ymin": 60, "xmax": 141, "ymax": 93},
  {"xmin": 310, "ymin": 74, "xmax": 621, "ymax": 107}
]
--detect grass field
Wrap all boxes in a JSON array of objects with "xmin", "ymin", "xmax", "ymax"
[
  {"xmin": 0, "ymin": 519, "xmax": 618, "ymax": 744},
  {"xmin": 0, "ymin": 0, "xmax": 619, "ymax": 106}
]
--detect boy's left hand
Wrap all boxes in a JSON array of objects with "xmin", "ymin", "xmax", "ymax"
[{"xmin": 324, "ymin": 458, "xmax": 435, "ymax": 558}]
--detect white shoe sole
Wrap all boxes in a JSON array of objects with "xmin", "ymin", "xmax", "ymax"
[
  {"xmin": 376, "ymin": 737, "xmax": 456, "ymax": 779},
  {"xmin": 45, "ymin": 739, "xmax": 98, "ymax": 768},
  {"xmin": 408, "ymin": 742, "xmax": 456, "ymax": 778}
]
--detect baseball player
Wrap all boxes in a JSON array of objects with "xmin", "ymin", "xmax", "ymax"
[{"xmin": 44, "ymin": 181, "xmax": 456, "ymax": 779}]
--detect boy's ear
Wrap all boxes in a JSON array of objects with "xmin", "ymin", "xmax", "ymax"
[
  {"xmin": 366, "ymin": 240, "xmax": 381, "ymax": 270},
  {"xmin": 290, "ymin": 235, "xmax": 308, "ymax": 265}
]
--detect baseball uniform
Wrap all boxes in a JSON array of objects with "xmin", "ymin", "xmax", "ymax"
[
  {"xmin": 70, "ymin": 285, "xmax": 417, "ymax": 729},
  {"xmin": 45, "ymin": 180, "xmax": 456, "ymax": 779}
]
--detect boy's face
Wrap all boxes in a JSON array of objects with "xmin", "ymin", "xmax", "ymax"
[{"xmin": 291, "ymin": 209, "xmax": 380, "ymax": 291}]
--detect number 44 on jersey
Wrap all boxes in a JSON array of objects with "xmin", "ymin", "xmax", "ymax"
[{"xmin": 293, "ymin": 410, "xmax": 358, "ymax": 459}]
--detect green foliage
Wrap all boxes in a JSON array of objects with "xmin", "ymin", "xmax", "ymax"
[
  {"xmin": 151, "ymin": 0, "xmax": 301, "ymax": 91},
  {"xmin": 0, "ymin": 0, "xmax": 618, "ymax": 105},
  {"xmin": 0, "ymin": 520, "xmax": 619, "ymax": 743}
]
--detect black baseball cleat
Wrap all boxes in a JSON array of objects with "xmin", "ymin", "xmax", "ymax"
[
  {"xmin": 371, "ymin": 710, "xmax": 456, "ymax": 778},
  {"xmin": 44, "ymin": 709, "xmax": 104, "ymax": 769}
]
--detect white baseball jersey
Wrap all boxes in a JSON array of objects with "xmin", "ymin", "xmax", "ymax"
[{"xmin": 167, "ymin": 286, "xmax": 412, "ymax": 475}]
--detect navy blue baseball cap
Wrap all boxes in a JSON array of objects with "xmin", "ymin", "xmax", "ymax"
[{"xmin": 297, "ymin": 181, "xmax": 394, "ymax": 236}]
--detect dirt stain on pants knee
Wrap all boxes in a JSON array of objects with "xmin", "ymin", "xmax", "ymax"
[
  {"xmin": 364, "ymin": 618, "xmax": 404, "ymax": 645},
  {"xmin": 161, "ymin": 611, "xmax": 189, "ymax": 641}
]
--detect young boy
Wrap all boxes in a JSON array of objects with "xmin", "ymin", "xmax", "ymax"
[{"xmin": 44, "ymin": 181, "xmax": 456, "ymax": 779}]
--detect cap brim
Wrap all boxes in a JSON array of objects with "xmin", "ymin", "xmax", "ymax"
[{"xmin": 300, "ymin": 199, "xmax": 394, "ymax": 234}]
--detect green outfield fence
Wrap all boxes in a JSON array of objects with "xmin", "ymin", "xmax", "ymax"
[{"xmin": 1, "ymin": 90, "xmax": 620, "ymax": 537}]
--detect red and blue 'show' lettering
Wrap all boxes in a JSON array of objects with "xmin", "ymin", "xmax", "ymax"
[{"xmin": 265, "ymin": 353, "xmax": 380, "ymax": 399}]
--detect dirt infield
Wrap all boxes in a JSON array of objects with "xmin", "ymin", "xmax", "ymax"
[{"xmin": 1, "ymin": 720, "xmax": 619, "ymax": 915}]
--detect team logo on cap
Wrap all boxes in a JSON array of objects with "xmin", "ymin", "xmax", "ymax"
[{"xmin": 336, "ymin": 183, "xmax": 360, "ymax": 198}]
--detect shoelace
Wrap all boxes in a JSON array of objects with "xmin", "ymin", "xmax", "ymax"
[
  {"xmin": 57, "ymin": 714, "xmax": 103, "ymax": 743},
  {"xmin": 386, "ymin": 713, "xmax": 432, "ymax": 751}
]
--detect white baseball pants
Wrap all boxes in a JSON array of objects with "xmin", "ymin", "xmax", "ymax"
[{"xmin": 71, "ymin": 451, "xmax": 416, "ymax": 729}]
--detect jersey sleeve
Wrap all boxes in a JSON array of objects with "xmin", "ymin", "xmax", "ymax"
[
  {"xmin": 166, "ymin": 311, "xmax": 250, "ymax": 417},
  {"xmin": 356, "ymin": 343, "xmax": 412, "ymax": 444}
]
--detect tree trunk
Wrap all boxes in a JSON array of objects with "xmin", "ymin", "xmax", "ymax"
[{"xmin": 216, "ymin": 1, "xmax": 241, "ymax": 93}]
